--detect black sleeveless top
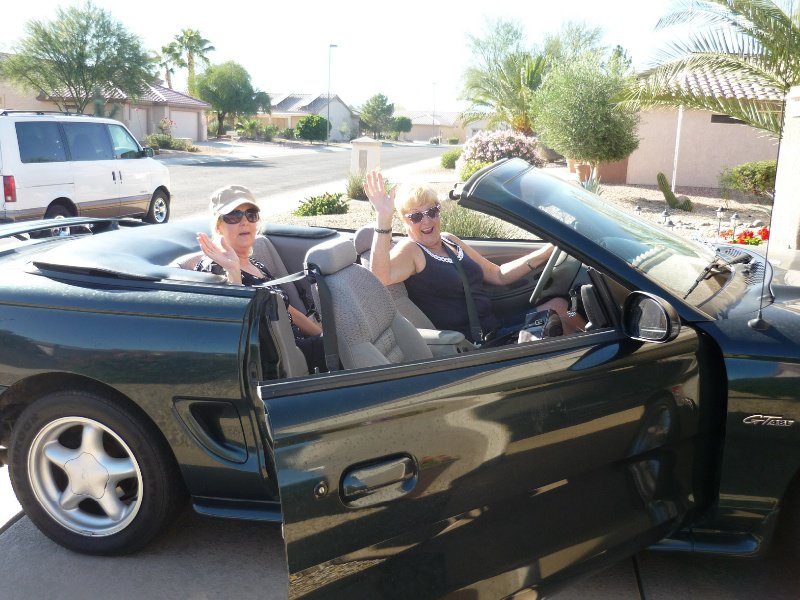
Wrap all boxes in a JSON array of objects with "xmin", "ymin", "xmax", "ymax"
[{"xmin": 403, "ymin": 238, "xmax": 499, "ymax": 340}]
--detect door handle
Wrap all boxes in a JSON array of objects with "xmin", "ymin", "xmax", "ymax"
[
  {"xmin": 111, "ymin": 171, "xmax": 116, "ymax": 181},
  {"xmin": 341, "ymin": 455, "xmax": 416, "ymax": 506},
  {"xmin": 118, "ymin": 170, "xmax": 123, "ymax": 182}
]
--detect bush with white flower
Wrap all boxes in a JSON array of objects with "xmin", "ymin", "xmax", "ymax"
[{"xmin": 457, "ymin": 130, "xmax": 543, "ymax": 181}]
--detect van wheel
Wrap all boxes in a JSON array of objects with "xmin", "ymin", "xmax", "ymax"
[
  {"xmin": 145, "ymin": 191, "xmax": 170, "ymax": 224},
  {"xmin": 42, "ymin": 204, "xmax": 73, "ymax": 237},
  {"xmin": 9, "ymin": 390, "xmax": 184, "ymax": 555}
]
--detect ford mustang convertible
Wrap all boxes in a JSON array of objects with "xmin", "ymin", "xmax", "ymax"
[{"xmin": 1, "ymin": 158, "xmax": 799, "ymax": 599}]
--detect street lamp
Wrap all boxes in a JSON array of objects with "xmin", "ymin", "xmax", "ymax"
[
  {"xmin": 432, "ymin": 82, "xmax": 437, "ymax": 144},
  {"xmin": 326, "ymin": 43, "xmax": 337, "ymax": 145}
]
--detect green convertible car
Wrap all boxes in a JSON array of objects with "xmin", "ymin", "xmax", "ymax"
[{"xmin": 1, "ymin": 158, "xmax": 799, "ymax": 599}]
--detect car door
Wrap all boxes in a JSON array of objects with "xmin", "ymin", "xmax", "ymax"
[
  {"xmin": 61, "ymin": 122, "xmax": 120, "ymax": 217},
  {"xmin": 107, "ymin": 123, "xmax": 152, "ymax": 218},
  {"xmin": 261, "ymin": 323, "xmax": 707, "ymax": 598}
]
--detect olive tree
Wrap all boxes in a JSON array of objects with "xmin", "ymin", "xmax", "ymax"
[
  {"xmin": 534, "ymin": 52, "xmax": 639, "ymax": 168},
  {"xmin": 1, "ymin": 1, "xmax": 155, "ymax": 114}
]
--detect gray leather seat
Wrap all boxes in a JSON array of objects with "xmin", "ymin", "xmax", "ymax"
[
  {"xmin": 305, "ymin": 237, "xmax": 433, "ymax": 369},
  {"xmin": 353, "ymin": 226, "xmax": 435, "ymax": 329}
]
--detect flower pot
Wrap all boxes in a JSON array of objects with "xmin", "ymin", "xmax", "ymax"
[
  {"xmin": 576, "ymin": 163, "xmax": 591, "ymax": 183},
  {"xmin": 567, "ymin": 158, "xmax": 576, "ymax": 173}
]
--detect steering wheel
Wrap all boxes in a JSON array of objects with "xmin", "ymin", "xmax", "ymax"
[{"xmin": 529, "ymin": 246, "xmax": 563, "ymax": 305}]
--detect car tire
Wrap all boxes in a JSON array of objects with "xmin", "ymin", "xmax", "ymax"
[
  {"xmin": 30, "ymin": 204, "xmax": 74, "ymax": 238},
  {"xmin": 9, "ymin": 390, "xmax": 184, "ymax": 555},
  {"xmin": 145, "ymin": 190, "xmax": 170, "ymax": 224}
]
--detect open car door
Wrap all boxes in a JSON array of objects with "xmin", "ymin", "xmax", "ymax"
[{"xmin": 261, "ymin": 328, "xmax": 707, "ymax": 598}]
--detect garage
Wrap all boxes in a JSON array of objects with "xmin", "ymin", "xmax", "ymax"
[{"xmin": 170, "ymin": 110, "xmax": 199, "ymax": 140}]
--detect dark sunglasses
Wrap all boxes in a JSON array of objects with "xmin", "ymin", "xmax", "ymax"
[
  {"xmin": 222, "ymin": 208, "xmax": 260, "ymax": 224},
  {"xmin": 404, "ymin": 204, "xmax": 441, "ymax": 224}
]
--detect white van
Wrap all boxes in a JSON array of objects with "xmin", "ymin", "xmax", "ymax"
[{"xmin": 0, "ymin": 111, "xmax": 171, "ymax": 224}]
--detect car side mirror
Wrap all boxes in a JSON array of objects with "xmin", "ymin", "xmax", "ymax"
[
  {"xmin": 142, "ymin": 147, "xmax": 155, "ymax": 158},
  {"xmin": 622, "ymin": 291, "xmax": 681, "ymax": 343}
]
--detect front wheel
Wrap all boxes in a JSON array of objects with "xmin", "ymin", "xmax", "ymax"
[
  {"xmin": 145, "ymin": 190, "xmax": 170, "ymax": 224},
  {"xmin": 9, "ymin": 391, "xmax": 184, "ymax": 555}
]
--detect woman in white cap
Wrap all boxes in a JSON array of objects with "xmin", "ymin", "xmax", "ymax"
[{"xmin": 196, "ymin": 184, "xmax": 325, "ymax": 371}]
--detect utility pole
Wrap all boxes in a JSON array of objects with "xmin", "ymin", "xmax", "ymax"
[{"xmin": 326, "ymin": 43, "xmax": 338, "ymax": 145}]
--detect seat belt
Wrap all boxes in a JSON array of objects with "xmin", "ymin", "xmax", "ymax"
[
  {"xmin": 257, "ymin": 268, "xmax": 339, "ymax": 372},
  {"xmin": 304, "ymin": 263, "xmax": 340, "ymax": 372},
  {"xmin": 442, "ymin": 242, "xmax": 484, "ymax": 345}
]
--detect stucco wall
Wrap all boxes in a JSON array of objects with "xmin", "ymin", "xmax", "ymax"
[{"xmin": 626, "ymin": 108, "xmax": 779, "ymax": 188}]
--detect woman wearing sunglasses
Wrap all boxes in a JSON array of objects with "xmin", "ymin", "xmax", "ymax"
[
  {"xmin": 364, "ymin": 170, "xmax": 581, "ymax": 343},
  {"xmin": 196, "ymin": 184, "xmax": 325, "ymax": 370}
]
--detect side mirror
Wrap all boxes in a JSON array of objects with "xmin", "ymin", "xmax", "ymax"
[
  {"xmin": 622, "ymin": 291, "xmax": 681, "ymax": 343},
  {"xmin": 142, "ymin": 147, "xmax": 155, "ymax": 158}
]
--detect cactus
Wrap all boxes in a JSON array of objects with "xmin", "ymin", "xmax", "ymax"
[{"xmin": 657, "ymin": 172, "xmax": 693, "ymax": 211}]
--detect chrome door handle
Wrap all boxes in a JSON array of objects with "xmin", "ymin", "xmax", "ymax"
[
  {"xmin": 111, "ymin": 171, "xmax": 116, "ymax": 181},
  {"xmin": 341, "ymin": 455, "xmax": 416, "ymax": 506}
]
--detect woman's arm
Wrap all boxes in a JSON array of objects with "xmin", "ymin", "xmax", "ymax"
[
  {"xmin": 445, "ymin": 233, "xmax": 554, "ymax": 287},
  {"xmin": 288, "ymin": 306, "xmax": 322, "ymax": 336},
  {"xmin": 363, "ymin": 170, "xmax": 420, "ymax": 285}
]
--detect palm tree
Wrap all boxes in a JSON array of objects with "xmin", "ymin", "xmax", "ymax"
[
  {"xmin": 157, "ymin": 42, "xmax": 186, "ymax": 89},
  {"xmin": 624, "ymin": 0, "xmax": 800, "ymax": 136},
  {"xmin": 174, "ymin": 29, "xmax": 215, "ymax": 95},
  {"xmin": 460, "ymin": 51, "xmax": 548, "ymax": 135}
]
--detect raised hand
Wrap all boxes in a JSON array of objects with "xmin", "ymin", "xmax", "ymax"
[
  {"xmin": 363, "ymin": 169, "xmax": 396, "ymax": 220},
  {"xmin": 197, "ymin": 232, "xmax": 239, "ymax": 273}
]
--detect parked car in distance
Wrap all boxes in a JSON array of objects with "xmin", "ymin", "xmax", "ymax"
[
  {"xmin": 1, "ymin": 158, "xmax": 799, "ymax": 599},
  {"xmin": 0, "ymin": 110, "xmax": 171, "ymax": 225}
]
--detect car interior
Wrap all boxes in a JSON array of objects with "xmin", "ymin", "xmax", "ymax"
[{"xmin": 28, "ymin": 216, "xmax": 624, "ymax": 381}]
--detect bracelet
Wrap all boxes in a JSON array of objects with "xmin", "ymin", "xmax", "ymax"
[
  {"xmin": 374, "ymin": 227, "xmax": 393, "ymax": 234},
  {"xmin": 526, "ymin": 259, "xmax": 536, "ymax": 271}
]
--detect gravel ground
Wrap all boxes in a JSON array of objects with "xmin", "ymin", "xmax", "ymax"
[{"xmin": 268, "ymin": 162, "xmax": 772, "ymax": 243}]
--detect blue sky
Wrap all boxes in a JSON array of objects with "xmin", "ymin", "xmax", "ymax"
[{"xmin": 4, "ymin": 0, "xmax": 679, "ymax": 113}]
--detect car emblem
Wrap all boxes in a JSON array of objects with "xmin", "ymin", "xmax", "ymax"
[{"xmin": 743, "ymin": 414, "xmax": 795, "ymax": 427}]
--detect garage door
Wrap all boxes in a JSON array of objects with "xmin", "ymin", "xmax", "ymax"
[
  {"xmin": 128, "ymin": 107, "xmax": 149, "ymax": 142},
  {"xmin": 170, "ymin": 111, "xmax": 199, "ymax": 140}
]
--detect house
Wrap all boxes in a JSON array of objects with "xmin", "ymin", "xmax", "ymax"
[
  {"xmin": 0, "ymin": 56, "xmax": 209, "ymax": 142},
  {"xmin": 261, "ymin": 93, "xmax": 360, "ymax": 142},
  {"xmin": 622, "ymin": 70, "xmax": 781, "ymax": 188},
  {"xmin": 394, "ymin": 110, "xmax": 488, "ymax": 144}
]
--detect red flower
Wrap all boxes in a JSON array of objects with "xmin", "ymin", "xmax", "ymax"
[{"xmin": 758, "ymin": 226, "xmax": 770, "ymax": 240}]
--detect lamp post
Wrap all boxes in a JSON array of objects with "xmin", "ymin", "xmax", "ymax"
[
  {"xmin": 326, "ymin": 43, "xmax": 337, "ymax": 145},
  {"xmin": 731, "ymin": 212, "xmax": 740, "ymax": 240},
  {"xmin": 661, "ymin": 209, "xmax": 670, "ymax": 226},
  {"xmin": 716, "ymin": 206, "xmax": 726, "ymax": 237},
  {"xmin": 432, "ymin": 82, "xmax": 437, "ymax": 144}
]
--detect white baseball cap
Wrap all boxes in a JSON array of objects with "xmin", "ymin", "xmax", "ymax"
[{"xmin": 209, "ymin": 184, "xmax": 258, "ymax": 216}]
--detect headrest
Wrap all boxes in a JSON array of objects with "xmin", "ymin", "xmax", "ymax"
[
  {"xmin": 305, "ymin": 237, "xmax": 358, "ymax": 275},
  {"xmin": 353, "ymin": 226, "xmax": 375, "ymax": 254}
]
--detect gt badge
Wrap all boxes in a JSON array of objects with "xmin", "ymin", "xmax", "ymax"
[{"xmin": 743, "ymin": 414, "xmax": 795, "ymax": 427}]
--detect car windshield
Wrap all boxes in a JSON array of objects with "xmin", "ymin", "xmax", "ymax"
[{"xmin": 520, "ymin": 173, "xmax": 721, "ymax": 301}]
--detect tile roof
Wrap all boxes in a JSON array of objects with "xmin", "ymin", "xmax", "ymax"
[
  {"xmin": 642, "ymin": 67, "xmax": 783, "ymax": 101},
  {"xmin": 395, "ymin": 110, "xmax": 461, "ymax": 127},
  {"xmin": 34, "ymin": 81, "xmax": 210, "ymax": 108},
  {"xmin": 269, "ymin": 93, "xmax": 344, "ymax": 113}
]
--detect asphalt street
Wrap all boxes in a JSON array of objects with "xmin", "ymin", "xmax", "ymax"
[{"xmin": 2, "ymin": 140, "xmax": 799, "ymax": 599}]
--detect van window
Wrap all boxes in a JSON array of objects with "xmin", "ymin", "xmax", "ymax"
[
  {"xmin": 15, "ymin": 122, "xmax": 68, "ymax": 164},
  {"xmin": 108, "ymin": 124, "xmax": 141, "ymax": 159},
  {"xmin": 62, "ymin": 122, "xmax": 114, "ymax": 162}
]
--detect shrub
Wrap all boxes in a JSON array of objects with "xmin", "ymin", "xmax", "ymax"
[
  {"xmin": 429, "ymin": 136, "xmax": 440, "ymax": 145},
  {"xmin": 460, "ymin": 130, "xmax": 543, "ymax": 167},
  {"xmin": 278, "ymin": 128, "xmax": 295, "ymax": 140},
  {"xmin": 459, "ymin": 160, "xmax": 493, "ymax": 182},
  {"xmin": 439, "ymin": 201, "xmax": 509, "ymax": 239},
  {"xmin": 346, "ymin": 171, "xmax": 368, "ymax": 200},
  {"xmin": 447, "ymin": 137, "xmax": 459, "ymax": 145},
  {"xmin": 440, "ymin": 149, "xmax": 462, "ymax": 169},
  {"xmin": 293, "ymin": 192, "xmax": 348, "ymax": 216},
  {"xmin": 207, "ymin": 120, "xmax": 219, "ymax": 137},
  {"xmin": 259, "ymin": 124, "xmax": 279, "ymax": 141},
  {"xmin": 143, "ymin": 133, "xmax": 193, "ymax": 152},
  {"xmin": 296, "ymin": 115, "xmax": 329, "ymax": 143},
  {"xmin": 719, "ymin": 160, "xmax": 777, "ymax": 199}
]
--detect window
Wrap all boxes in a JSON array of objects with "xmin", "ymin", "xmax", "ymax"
[
  {"xmin": 62, "ymin": 122, "xmax": 114, "ymax": 161},
  {"xmin": 108, "ymin": 124, "xmax": 141, "ymax": 159},
  {"xmin": 15, "ymin": 122, "xmax": 67, "ymax": 163}
]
